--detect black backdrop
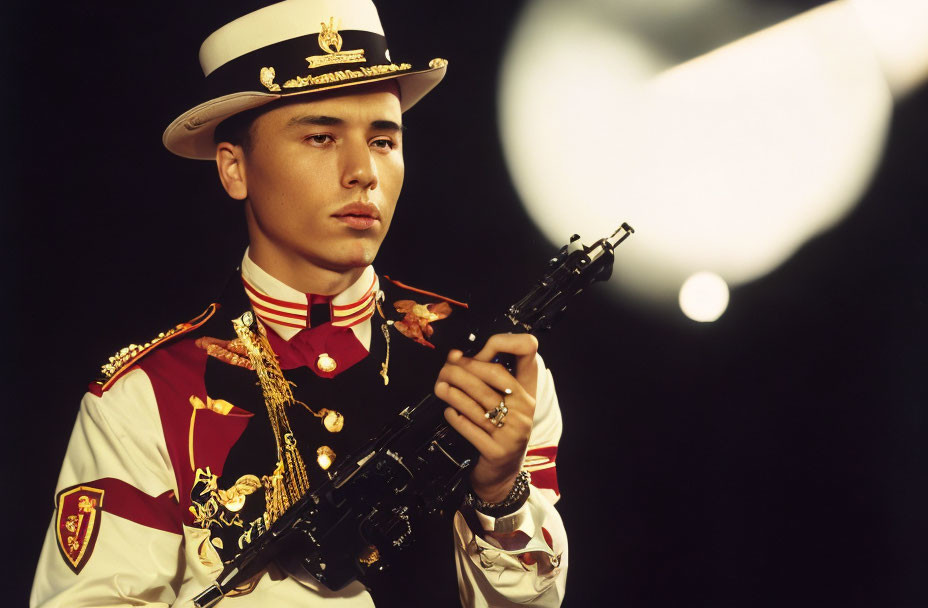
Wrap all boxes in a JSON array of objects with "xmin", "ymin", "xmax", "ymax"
[{"xmin": 6, "ymin": 1, "xmax": 927, "ymax": 606}]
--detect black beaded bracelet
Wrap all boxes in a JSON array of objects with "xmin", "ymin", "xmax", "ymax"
[{"xmin": 464, "ymin": 470, "xmax": 531, "ymax": 518}]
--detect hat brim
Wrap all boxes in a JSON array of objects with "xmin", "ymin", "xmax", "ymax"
[{"xmin": 163, "ymin": 61, "xmax": 446, "ymax": 160}]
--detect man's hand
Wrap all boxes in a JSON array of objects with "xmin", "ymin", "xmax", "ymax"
[{"xmin": 434, "ymin": 333, "xmax": 538, "ymax": 503}]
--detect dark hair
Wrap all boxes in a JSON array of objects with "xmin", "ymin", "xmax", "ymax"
[
  {"xmin": 213, "ymin": 104, "xmax": 270, "ymax": 153},
  {"xmin": 211, "ymin": 95, "xmax": 323, "ymax": 152}
]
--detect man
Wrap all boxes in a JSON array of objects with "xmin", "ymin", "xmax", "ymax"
[{"xmin": 30, "ymin": 1, "xmax": 566, "ymax": 606}]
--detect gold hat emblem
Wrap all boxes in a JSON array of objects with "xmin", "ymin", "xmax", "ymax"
[
  {"xmin": 318, "ymin": 17, "xmax": 343, "ymax": 54},
  {"xmin": 259, "ymin": 16, "xmax": 415, "ymax": 92},
  {"xmin": 305, "ymin": 16, "xmax": 366, "ymax": 69}
]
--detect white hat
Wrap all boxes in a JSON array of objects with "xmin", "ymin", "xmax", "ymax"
[{"xmin": 163, "ymin": 0, "xmax": 447, "ymax": 160}]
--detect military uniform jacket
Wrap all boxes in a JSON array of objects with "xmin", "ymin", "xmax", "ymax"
[{"xmin": 31, "ymin": 257, "xmax": 567, "ymax": 607}]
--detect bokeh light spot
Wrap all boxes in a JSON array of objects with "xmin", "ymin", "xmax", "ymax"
[{"xmin": 679, "ymin": 271, "xmax": 730, "ymax": 322}]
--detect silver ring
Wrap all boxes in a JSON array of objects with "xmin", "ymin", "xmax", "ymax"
[{"xmin": 484, "ymin": 388, "xmax": 513, "ymax": 428}]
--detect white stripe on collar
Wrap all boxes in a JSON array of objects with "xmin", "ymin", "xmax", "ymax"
[{"xmin": 240, "ymin": 250, "xmax": 378, "ymax": 346}]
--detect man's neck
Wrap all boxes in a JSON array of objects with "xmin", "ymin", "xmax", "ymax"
[{"xmin": 247, "ymin": 243, "xmax": 366, "ymax": 296}]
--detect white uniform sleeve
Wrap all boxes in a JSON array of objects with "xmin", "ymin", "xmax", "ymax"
[
  {"xmin": 30, "ymin": 369, "xmax": 185, "ymax": 608},
  {"xmin": 453, "ymin": 353, "xmax": 568, "ymax": 607}
]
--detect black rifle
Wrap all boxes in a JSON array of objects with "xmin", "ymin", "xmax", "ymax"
[{"xmin": 193, "ymin": 224, "xmax": 634, "ymax": 607}]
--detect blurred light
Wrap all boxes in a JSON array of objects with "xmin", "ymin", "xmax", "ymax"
[
  {"xmin": 849, "ymin": 0, "xmax": 928, "ymax": 98},
  {"xmin": 679, "ymin": 272, "xmax": 729, "ymax": 322},
  {"xmin": 500, "ymin": 0, "xmax": 927, "ymax": 312}
]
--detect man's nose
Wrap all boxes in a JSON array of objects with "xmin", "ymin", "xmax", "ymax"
[{"xmin": 340, "ymin": 139, "xmax": 378, "ymax": 191}]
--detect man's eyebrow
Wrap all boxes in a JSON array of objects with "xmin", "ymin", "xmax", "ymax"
[
  {"xmin": 285, "ymin": 116, "xmax": 404, "ymax": 132},
  {"xmin": 371, "ymin": 119, "xmax": 404, "ymax": 132},
  {"xmin": 286, "ymin": 115, "xmax": 344, "ymax": 127}
]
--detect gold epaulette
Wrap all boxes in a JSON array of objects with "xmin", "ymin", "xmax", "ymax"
[{"xmin": 96, "ymin": 304, "xmax": 218, "ymax": 391}]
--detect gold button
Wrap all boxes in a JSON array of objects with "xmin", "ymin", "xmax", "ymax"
[
  {"xmin": 317, "ymin": 445, "xmax": 336, "ymax": 470},
  {"xmin": 358, "ymin": 544, "xmax": 381, "ymax": 566},
  {"xmin": 320, "ymin": 409, "xmax": 344, "ymax": 433},
  {"xmin": 316, "ymin": 353, "xmax": 337, "ymax": 373}
]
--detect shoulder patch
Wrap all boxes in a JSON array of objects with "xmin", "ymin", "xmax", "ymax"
[
  {"xmin": 55, "ymin": 484, "xmax": 105, "ymax": 574},
  {"xmin": 95, "ymin": 304, "xmax": 218, "ymax": 392}
]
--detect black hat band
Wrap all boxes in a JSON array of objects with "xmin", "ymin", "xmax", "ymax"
[{"xmin": 203, "ymin": 30, "xmax": 411, "ymax": 100}]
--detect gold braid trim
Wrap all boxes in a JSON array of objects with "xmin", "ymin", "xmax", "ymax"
[
  {"xmin": 98, "ymin": 304, "xmax": 218, "ymax": 391},
  {"xmin": 232, "ymin": 312, "xmax": 310, "ymax": 524}
]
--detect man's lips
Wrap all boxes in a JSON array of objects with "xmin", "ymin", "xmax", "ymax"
[{"xmin": 332, "ymin": 201, "xmax": 381, "ymax": 229}]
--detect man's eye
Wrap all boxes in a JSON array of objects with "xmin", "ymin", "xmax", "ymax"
[
  {"xmin": 306, "ymin": 134, "xmax": 333, "ymax": 145},
  {"xmin": 370, "ymin": 138, "xmax": 396, "ymax": 150}
]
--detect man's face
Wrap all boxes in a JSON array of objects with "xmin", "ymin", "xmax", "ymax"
[{"xmin": 237, "ymin": 83, "xmax": 404, "ymax": 279}]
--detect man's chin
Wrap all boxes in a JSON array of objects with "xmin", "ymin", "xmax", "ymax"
[{"xmin": 314, "ymin": 245, "xmax": 380, "ymax": 273}]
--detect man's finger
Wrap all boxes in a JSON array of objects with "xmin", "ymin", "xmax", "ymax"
[
  {"xmin": 434, "ymin": 381, "xmax": 500, "ymax": 433},
  {"xmin": 443, "ymin": 407, "xmax": 501, "ymax": 458},
  {"xmin": 445, "ymin": 358, "xmax": 525, "ymax": 401},
  {"xmin": 472, "ymin": 333, "xmax": 538, "ymax": 398},
  {"xmin": 472, "ymin": 333, "xmax": 538, "ymax": 362},
  {"xmin": 437, "ymin": 364, "xmax": 510, "ymax": 413}
]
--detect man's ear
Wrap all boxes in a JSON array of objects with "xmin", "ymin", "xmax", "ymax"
[{"xmin": 216, "ymin": 142, "xmax": 248, "ymax": 200}]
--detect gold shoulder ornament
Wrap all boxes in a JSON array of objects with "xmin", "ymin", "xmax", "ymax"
[{"xmin": 97, "ymin": 304, "xmax": 218, "ymax": 391}]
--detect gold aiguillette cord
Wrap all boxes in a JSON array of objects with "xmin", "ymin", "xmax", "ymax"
[{"xmin": 232, "ymin": 312, "xmax": 310, "ymax": 524}]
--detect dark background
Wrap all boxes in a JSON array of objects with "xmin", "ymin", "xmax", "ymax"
[{"xmin": 7, "ymin": 1, "xmax": 927, "ymax": 606}]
